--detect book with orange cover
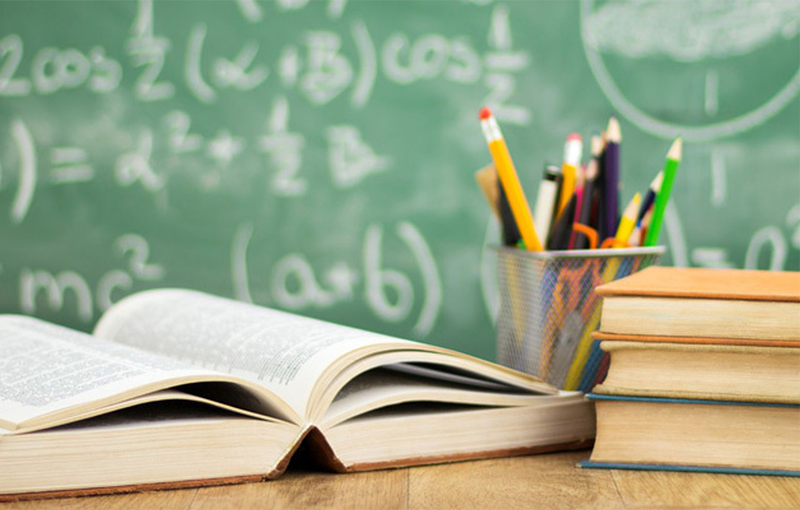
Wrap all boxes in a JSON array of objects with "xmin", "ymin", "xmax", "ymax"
[
  {"xmin": 595, "ymin": 266, "xmax": 800, "ymax": 302},
  {"xmin": 0, "ymin": 290, "xmax": 594, "ymax": 500},
  {"xmin": 594, "ymin": 267, "xmax": 800, "ymax": 342},
  {"xmin": 582, "ymin": 268, "xmax": 800, "ymax": 476}
]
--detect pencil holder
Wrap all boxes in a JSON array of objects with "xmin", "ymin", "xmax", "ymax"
[{"xmin": 494, "ymin": 246, "xmax": 665, "ymax": 391}]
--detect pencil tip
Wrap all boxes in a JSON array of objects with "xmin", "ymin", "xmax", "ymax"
[
  {"xmin": 479, "ymin": 107, "xmax": 492, "ymax": 120},
  {"xmin": 651, "ymin": 171, "xmax": 664, "ymax": 191},
  {"xmin": 607, "ymin": 117, "xmax": 621, "ymax": 142},
  {"xmin": 585, "ymin": 159, "xmax": 598, "ymax": 180},
  {"xmin": 591, "ymin": 135, "xmax": 603, "ymax": 156},
  {"xmin": 624, "ymin": 193, "xmax": 642, "ymax": 217},
  {"xmin": 668, "ymin": 136, "xmax": 683, "ymax": 160}
]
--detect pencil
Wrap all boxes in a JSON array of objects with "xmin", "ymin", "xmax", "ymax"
[
  {"xmin": 640, "ymin": 208, "xmax": 653, "ymax": 246},
  {"xmin": 474, "ymin": 165, "xmax": 501, "ymax": 220},
  {"xmin": 602, "ymin": 117, "xmax": 621, "ymax": 242},
  {"xmin": 637, "ymin": 171, "xmax": 663, "ymax": 225},
  {"xmin": 533, "ymin": 164, "xmax": 560, "ymax": 248},
  {"xmin": 547, "ymin": 193, "xmax": 578, "ymax": 250},
  {"xmin": 644, "ymin": 137, "xmax": 682, "ymax": 246},
  {"xmin": 479, "ymin": 107, "xmax": 544, "ymax": 251},
  {"xmin": 547, "ymin": 164, "xmax": 564, "ymax": 240},
  {"xmin": 614, "ymin": 192, "xmax": 641, "ymax": 247},
  {"xmin": 563, "ymin": 306, "xmax": 601, "ymax": 390},
  {"xmin": 498, "ymin": 177, "xmax": 522, "ymax": 246},
  {"xmin": 574, "ymin": 135, "xmax": 602, "ymax": 249},
  {"xmin": 568, "ymin": 167, "xmax": 586, "ymax": 249},
  {"xmin": 558, "ymin": 133, "xmax": 582, "ymax": 215},
  {"xmin": 628, "ymin": 224, "xmax": 641, "ymax": 247}
]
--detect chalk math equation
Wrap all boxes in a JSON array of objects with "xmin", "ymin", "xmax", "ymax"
[
  {"xmin": 0, "ymin": 0, "xmax": 796, "ymax": 353},
  {"xmin": 0, "ymin": 0, "xmax": 531, "ymax": 340}
]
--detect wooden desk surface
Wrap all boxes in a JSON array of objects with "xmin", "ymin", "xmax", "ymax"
[{"xmin": 3, "ymin": 451, "xmax": 799, "ymax": 510}]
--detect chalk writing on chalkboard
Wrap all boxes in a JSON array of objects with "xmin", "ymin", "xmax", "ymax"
[
  {"xmin": 232, "ymin": 221, "xmax": 441, "ymax": 336},
  {"xmin": 19, "ymin": 234, "xmax": 165, "ymax": 322},
  {"xmin": 0, "ymin": 0, "xmax": 796, "ymax": 362}
]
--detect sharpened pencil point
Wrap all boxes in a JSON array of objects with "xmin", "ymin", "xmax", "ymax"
[
  {"xmin": 585, "ymin": 159, "xmax": 599, "ymax": 180},
  {"xmin": 668, "ymin": 136, "xmax": 683, "ymax": 161},
  {"xmin": 650, "ymin": 171, "xmax": 664, "ymax": 192},
  {"xmin": 479, "ymin": 107, "xmax": 492, "ymax": 120},
  {"xmin": 591, "ymin": 135, "xmax": 603, "ymax": 157},
  {"xmin": 606, "ymin": 117, "xmax": 621, "ymax": 143},
  {"xmin": 624, "ymin": 193, "xmax": 642, "ymax": 218}
]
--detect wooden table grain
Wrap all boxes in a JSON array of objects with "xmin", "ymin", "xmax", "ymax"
[{"xmin": 3, "ymin": 451, "xmax": 799, "ymax": 509}]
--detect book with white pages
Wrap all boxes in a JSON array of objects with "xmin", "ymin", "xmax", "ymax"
[{"xmin": 0, "ymin": 289, "xmax": 595, "ymax": 500}]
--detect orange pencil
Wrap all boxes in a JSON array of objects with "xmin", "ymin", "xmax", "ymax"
[{"xmin": 479, "ymin": 108, "xmax": 543, "ymax": 251}]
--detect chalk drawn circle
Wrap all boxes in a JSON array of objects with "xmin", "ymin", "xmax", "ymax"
[{"xmin": 579, "ymin": 0, "xmax": 800, "ymax": 142}]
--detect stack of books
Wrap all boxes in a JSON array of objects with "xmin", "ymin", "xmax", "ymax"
[{"xmin": 581, "ymin": 267, "xmax": 800, "ymax": 476}]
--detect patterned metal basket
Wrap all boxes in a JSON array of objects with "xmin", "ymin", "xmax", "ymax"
[{"xmin": 495, "ymin": 246, "xmax": 665, "ymax": 391}]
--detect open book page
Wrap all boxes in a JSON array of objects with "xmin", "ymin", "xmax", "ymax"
[
  {"xmin": 321, "ymin": 367, "xmax": 573, "ymax": 428},
  {"xmin": 0, "ymin": 316, "xmax": 232, "ymax": 430},
  {"xmin": 95, "ymin": 290, "xmax": 417, "ymax": 419}
]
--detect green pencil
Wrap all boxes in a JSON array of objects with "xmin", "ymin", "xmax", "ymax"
[{"xmin": 644, "ymin": 137, "xmax": 682, "ymax": 246}]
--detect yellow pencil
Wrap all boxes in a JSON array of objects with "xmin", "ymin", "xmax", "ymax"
[
  {"xmin": 479, "ymin": 108, "xmax": 543, "ymax": 251},
  {"xmin": 614, "ymin": 193, "xmax": 641, "ymax": 247},
  {"xmin": 563, "ymin": 306, "xmax": 601, "ymax": 390}
]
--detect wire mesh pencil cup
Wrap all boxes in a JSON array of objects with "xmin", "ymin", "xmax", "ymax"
[{"xmin": 495, "ymin": 246, "xmax": 665, "ymax": 391}]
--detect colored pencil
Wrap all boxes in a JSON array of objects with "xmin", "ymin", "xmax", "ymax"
[
  {"xmin": 568, "ymin": 167, "xmax": 586, "ymax": 249},
  {"xmin": 644, "ymin": 137, "xmax": 682, "ymax": 246},
  {"xmin": 474, "ymin": 165, "xmax": 501, "ymax": 220},
  {"xmin": 614, "ymin": 192, "xmax": 641, "ymax": 247},
  {"xmin": 637, "ymin": 171, "xmax": 663, "ymax": 225},
  {"xmin": 547, "ymin": 193, "xmax": 578, "ymax": 250},
  {"xmin": 558, "ymin": 133, "xmax": 582, "ymax": 215},
  {"xmin": 498, "ymin": 177, "xmax": 522, "ymax": 246},
  {"xmin": 574, "ymin": 135, "xmax": 602, "ymax": 249},
  {"xmin": 628, "ymin": 224, "xmax": 641, "ymax": 247},
  {"xmin": 640, "ymin": 209, "xmax": 653, "ymax": 246},
  {"xmin": 547, "ymin": 164, "xmax": 564, "ymax": 240},
  {"xmin": 533, "ymin": 164, "xmax": 560, "ymax": 248},
  {"xmin": 602, "ymin": 117, "xmax": 621, "ymax": 242}
]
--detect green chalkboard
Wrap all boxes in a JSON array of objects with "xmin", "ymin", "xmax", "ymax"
[{"xmin": 0, "ymin": 0, "xmax": 798, "ymax": 361}]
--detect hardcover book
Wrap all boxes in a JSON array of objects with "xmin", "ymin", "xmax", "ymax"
[
  {"xmin": 0, "ymin": 290, "xmax": 595, "ymax": 500},
  {"xmin": 582, "ymin": 394, "xmax": 800, "ymax": 476},
  {"xmin": 594, "ymin": 267, "xmax": 800, "ymax": 341},
  {"xmin": 592, "ymin": 341, "xmax": 800, "ymax": 404}
]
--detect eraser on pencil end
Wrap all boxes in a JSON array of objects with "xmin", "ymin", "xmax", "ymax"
[
  {"xmin": 479, "ymin": 107, "xmax": 492, "ymax": 120},
  {"xmin": 564, "ymin": 134, "xmax": 583, "ymax": 166}
]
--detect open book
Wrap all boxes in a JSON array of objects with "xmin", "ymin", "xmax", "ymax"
[{"xmin": 0, "ymin": 290, "xmax": 595, "ymax": 499}]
